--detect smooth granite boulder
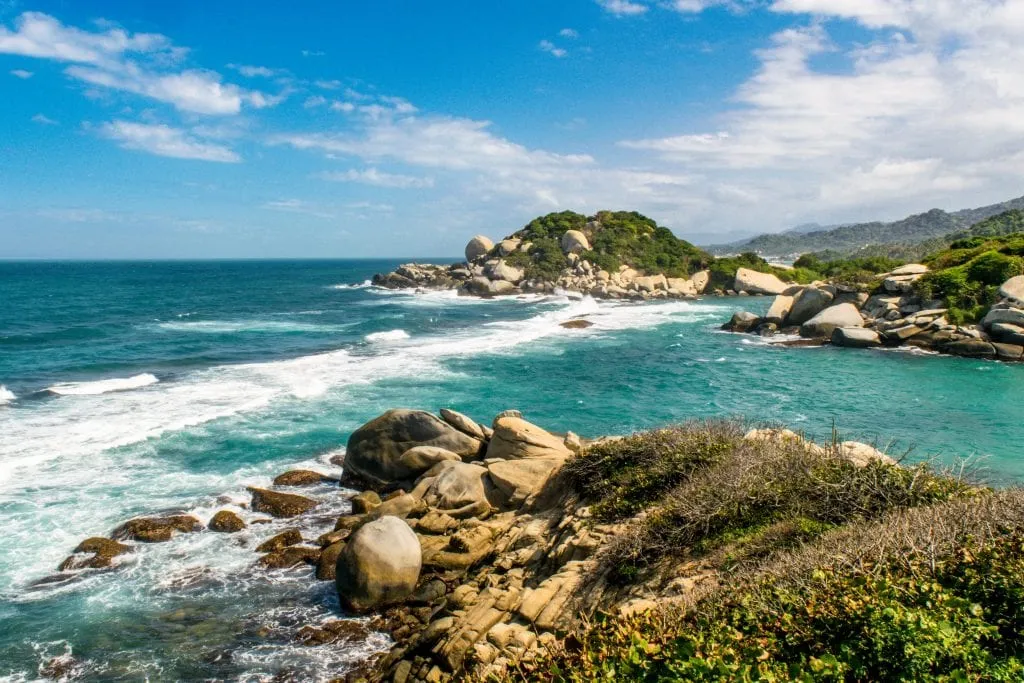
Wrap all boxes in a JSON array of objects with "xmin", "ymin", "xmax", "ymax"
[
  {"xmin": 788, "ymin": 286, "xmax": 834, "ymax": 325},
  {"xmin": 336, "ymin": 516, "xmax": 422, "ymax": 612},
  {"xmin": 560, "ymin": 230, "xmax": 590, "ymax": 254},
  {"xmin": 764, "ymin": 295, "xmax": 794, "ymax": 325},
  {"xmin": 465, "ymin": 235, "xmax": 494, "ymax": 262},
  {"xmin": 800, "ymin": 303, "xmax": 864, "ymax": 339},
  {"xmin": 831, "ymin": 327, "xmax": 882, "ymax": 348},
  {"xmin": 345, "ymin": 409, "xmax": 484, "ymax": 487},
  {"xmin": 733, "ymin": 268, "xmax": 788, "ymax": 295},
  {"xmin": 999, "ymin": 275, "xmax": 1024, "ymax": 305},
  {"xmin": 486, "ymin": 417, "xmax": 572, "ymax": 461}
]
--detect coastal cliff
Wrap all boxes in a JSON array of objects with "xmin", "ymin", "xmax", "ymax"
[{"xmin": 54, "ymin": 408, "xmax": 1024, "ymax": 682}]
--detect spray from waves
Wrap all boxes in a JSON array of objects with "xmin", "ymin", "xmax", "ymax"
[
  {"xmin": 0, "ymin": 385, "xmax": 16, "ymax": 404},
  {"xmin": 0, "ymin": 296, "xmax": 718, "ymax": 484},
  {"xmin": 365, "ymin": 329, "xmax": 410, "ymax": 342},
  {"xmin": 330, "ymin": 280, "xmax": 372, "ymax": 290},
  {"xmin": 46, "ymin": 373, "xmax": 159, "ymax": 396}
]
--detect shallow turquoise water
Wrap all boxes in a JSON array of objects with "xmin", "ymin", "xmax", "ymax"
[{"xmin": 1, "ymin": 260, "xmax": 1022, "ymax": 680}]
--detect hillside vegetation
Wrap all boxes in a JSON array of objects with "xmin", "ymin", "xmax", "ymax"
[
  {"xmin": 502, "ymin": 423, "xmax": 1024, "ymax": 683},
  {"xmin": 708, "ymin": 196, "xmax": 1024, "ymax": 259}
]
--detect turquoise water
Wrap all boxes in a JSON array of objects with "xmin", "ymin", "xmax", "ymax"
[{"xmin": 1, "ymin": 260, "xmax": 1022, "ymax": 680}]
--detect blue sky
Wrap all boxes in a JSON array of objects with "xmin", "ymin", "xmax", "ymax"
[{"xmin": 2, "ymin": 0, "xmax": 1023, "ymax": 258}]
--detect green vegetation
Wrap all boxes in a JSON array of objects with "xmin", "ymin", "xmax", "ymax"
[
  {"xmin": 503, "ymin": 210, "xmax": 711, "ymax": 280},
  {"xmin": 793, "ymin": 254, "xmax": 905, "ymax": 286},
  {"xmin": 915, "ymin": 233, "xmax": 1024, "ymax": 323},
  {"xmin": 508, "ymin": 423, "xmax": 1024, "ymax": 683},
  {"xmin": 706, "ymin": 253, "xmax": 817, "ymax": 290}
]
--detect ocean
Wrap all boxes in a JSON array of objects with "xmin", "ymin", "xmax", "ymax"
[{"xmin": 1, "ymin": 259, "xmax": 1022, "ymax": 680}]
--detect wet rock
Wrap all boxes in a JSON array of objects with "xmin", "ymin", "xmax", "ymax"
[
  {"xmin": 209, "ymin": 510, "xmax": 246, "ymax": 533},
  {"xmin": 336, "ymin": 516, "xmax": 422, "ymax": 613},
  {"xmin": 344, "ymin": 409, "xmax": 484, "ymax": 487},
  {"xmin": 316, "ymin": 541, "xmax": 345, "ymax": 580},
  {"xmin": 58, "ymin": 537, "xmax": 131, "ymax": 571},
  {"xmin": 722, "ymin": 311, "xmax": 760, "ymax": 333},
  {"xmin": 831, "ymin": 327, "xmax": 881, "ymax": 348},
  {"xmin": 560, "ymin": 319, "xmax": 594, "ymax": 329},
  {"xmin": 943, "ymin": 339, "xmax": 997, "ymax": 359},
  {"xmin": 351, "ymin": 490, "xmax": 382, "ymax": 515},
  {"xmin": 296, "ymin": 619, "xmax": 370, "ymax": 646},
  {"xmin": 258, "ymin": 545, "xmax": 321, "ymax": 569},
  {"xmin": 272, "ymin": 470, "xmax": 336, "ymax": 486},
  {"xmin": 112, "ymin": 515, "xmax": 203, "ymax": 543},
  {"xmin": 247, "ymin": 487, "xmax": 318, "ymax": 518},
  {"xmin": 256, "ymin": 529, "xmax": 303, "ymax": 553}
]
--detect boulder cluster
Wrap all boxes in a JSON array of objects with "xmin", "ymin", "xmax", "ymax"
[
  {"xmin": 371, "ymin": 230, "xmax": 711, "ymax": 300},
  {"xmin": 723, "ymin": 268, "xmax": 1024, "ymax": 362}
]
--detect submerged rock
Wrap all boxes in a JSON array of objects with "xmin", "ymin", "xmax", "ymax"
[
  {"xmin": 247, "ymin": 487, "xmax": 318, "ymax": 518},
  {"xmin": 209, "ymin": 510, "xmax": 246, "ymax": 533},
  {"xmin": 560, "ymin": 319, "xmax": 594, "ymax": 329},
  {"xmin": 336, "ymin": 516, "xmax": 422, "ymax": 612},
  {"xmin": 112, "ymin": 515, "xmax": 203, "ymax": 543},
  {"xmin": 345, "ymin": 409, "xmax": 484, "ymax": 487},
  {"xmin": 59, "ymin": 537, "xmax": 131, "ymax": 571},
  {"xmin": 256, "ymin": 528, "xmax": 303, "ymax": 553}
]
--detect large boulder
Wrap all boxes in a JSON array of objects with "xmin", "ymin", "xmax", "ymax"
[
  {"xmin": 345, "ymin": 410, "xmax": 484, "ymax": 487},
  {"xmin": 411, "ymin": 461, "xmax": 492, "ymax": 512},
  {"xmin": 487, "ymin": 456, "xmax": 564, "ymax": 499},
  {"xmin": 787, "ymin": 286, "xmax": 834, "ymax": 325},
  {"xmin": 839, "ymin": 442, "xmax": 897, "ymax": 467},
  {"xmin": 831, "ymin": 327, "xmax": 881, "ymax": 348},
  {"xmin": 560, "ymin": 230, "xmax": 590, "ymax": 254},
  {"xmin": 486, "ymin": 260, "xmax": 525, "ymax": 284},
  {"xmin": 800, "ymin": 303, "xmax": 864, "ymax": 339},
  {"xmin": 634, "ymin": 274, "xmax": 667, "ymax": 293},
  {"xmin": 763, "ymin": 295, "xmax": 794, "ymax": 325},
  {"xmin": 690, "ymin": 270, "xmax": 710, "ymax": 294},
  {"xmin": 890, "ymin": 264, "xmax": 929, "ymax": 276},
  {"xmin": 982, "ymin": 307, "xmax": 1024, "ymax": 329},
  {"xmin": 999, "ymin": 275, "xmax": 1024, "ymax": 305},
  {"xmin": 497, "ymin": 238, "xmax": 521, "ymax": 256},
  {"xmin": 465, "ymin": 235, "xmax": 494, "ymax": 262},
  {"xmin": 722, "ymin": 311, "xmax": 760, "ymax": 333},
  {"xmin": 733, "ymin": 268, "xmax": 788, "ymax": 296},
  {"xmin": 336, "ymin": 516, "xmax": 421, "ymax": 612},
  {"xmin": 486, "ymin": 417, "xmax": 572, "ymax": 461},
  {"xmin": 439, "ymin": 408, "xmax": 488, "ymax": 440}
]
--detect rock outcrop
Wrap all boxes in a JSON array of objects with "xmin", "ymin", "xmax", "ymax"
[
  {"xmin": 800, "ymin": 303, "xmax": 864, "ymax": 338},
  {"xmin": 733, "ymin": 268, "xmax": 788, "ymax": 295}
]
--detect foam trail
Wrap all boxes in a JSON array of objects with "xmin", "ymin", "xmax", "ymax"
[
  {"xmin": 365, "ymin": 329, "xmax": 410, "ymax": 342},
  {"xmin": 46, "ymin": 373, "xmax": 159, "ymax": 396},
  {"xmin": 330, "ymin": 279, "xmax": 372, "ymax": 290},
  {"xmin": 156, "ymin": 320, "xmax": 351, "ymax": 334},
  {"xmin": 0, "ymin": 385, "xmax": 15, "ymax": 404}
]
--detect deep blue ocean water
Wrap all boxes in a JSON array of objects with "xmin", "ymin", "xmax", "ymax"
[{"xmin": 1, "ymin": 260, "xmax": 1022, "ymax": 680}]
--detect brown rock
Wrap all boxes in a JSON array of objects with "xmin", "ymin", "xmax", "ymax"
[
  {"xmin": 485, "ymin": 417, "xmax": 572, "ymax": 461},
  {"xmin": 208, "ymin": 510, "xmax": 246, "ymax": 533},
  {"xmin": 258, "ymin": 545, "xmax": 321, "ymax": 569},
  {"xmin": 272, "ymin": 470, "xmax": 336, "ymax": 486},
  {"xmin": 296, "ymin": 619, "xmax": 369, "ymax": 646},
  {"xmin": 351, "ymin": 490, "xmax": 382, "ymax": 514},
  {"xmin": 560, "ymin": 319, "xmax": 594, "ymax": 329},
  {"xmin": 58, "ymin": 537, "xmax": 131, "ymax": 571},
  {"xmin": 112, "ymin": 515, "xmax": 203, "ymax": 543},
  {"xmin": 439, "ymin": 408, "xmax": 488, "ymax": 441},
  {"xmin": 316, "ymin": 541, "xmax": 345, "ymax": 580},
  {"xmin": 247, "ymin": 487, "xmax": 318, "ymax": 518},
  {"xmin": 256, "ymin": 528, "xmax": 303, "ymax": 553}
]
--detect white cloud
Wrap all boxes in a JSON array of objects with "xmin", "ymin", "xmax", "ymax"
[
  {"xmin": 559, "ymin": 28, "xmax": 579, "ymax": 38},
  {"xmin": 0, "ymin": 12, "xmax": 276, "ymax": 116},
  {"xmin": 100, "ymin": 120, "xmax": 241, "ymax": 162},
  {"xmin": 318, "ymin": 167, "xmax": 435, "ymax": 189},
  {"xmin": 10, "ymin": 68, "xmax": 32, "ymax": 78},
  {"xmin": 228, "ymin": 63, "xmax": 281, "ymax": 78},
  {"xmin": 31, "ymin": 113, "xmax": 57, "ymax": 125},
  {"xmin": 315, "ymin": 79, "xmax": 342, "ymax": 90},
  {"xmin": 539, "ymin": 40, "xmax": 568, "ymax": 58},
  {"xmin": 596, "ymin": 0, "xmax": 649, "ymax": 16},
  {"xmin": 304, "ymin": 95, "xmax": 327, "ymax": 109},
  {"xmin": 261, "ymin": 199, "xmax": 336, "ymax": 219},
  {"xmin": 330, "ymin": 100, "xmax": 356, "ymax": 113}
]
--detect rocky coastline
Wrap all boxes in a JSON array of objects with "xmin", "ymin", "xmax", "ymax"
[
  {"xmin": 722, "ymin": 269, "xmax": 1024, "ymax": 363},
  {"xmin": 53, "ymin": 407, "xmax": 902, "ymax": 682}
]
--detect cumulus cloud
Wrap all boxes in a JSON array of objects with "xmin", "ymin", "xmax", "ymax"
[
  {"xmin": 0, "ymin": 12, "xmax": 278, "ymax": 115},
  {"xmin": 559, "ymin": 28, "xmax": 580, "ymax": 38},
  {"xmin": 539, "ymin": 40, "xmax": 568, "ymax": 58},
  {"xmin": 318, "ymin": 167, "xmax": 435, "ymax": 189},
  {"xmin": 99, "ymin": 120, "xmax": 241, "ymax": 162},
  {"xmin": 228, "ymin": 63, "xmax": 282, "ymax": 78},
  {"xmin": 596, "ymin": 0, "xmax": 649, "ymax": 15}
]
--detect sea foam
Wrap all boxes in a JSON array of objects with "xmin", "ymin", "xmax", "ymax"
[
  {"xmin": 46, "ymin": 373, "xmax": 159, "ymax": 396},
  {"xmin": 0, "ymin": 385, "xmax": 16, "ymax": 404},
  {"xmin": 365, "ymin": 329, "xmax": 410, "ymax": 342}
]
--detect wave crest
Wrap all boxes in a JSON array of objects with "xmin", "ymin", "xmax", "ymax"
[
  {"xmin": 46, "ymin": 373, "xmax": 159, "ymax": 396},
  {"xmin": 365, "ymin": 329, "xmax": 410, "ymax": 342},
  {"xmin": 0, "ymin": 385, "xmax": 15, "ymax": 404}
]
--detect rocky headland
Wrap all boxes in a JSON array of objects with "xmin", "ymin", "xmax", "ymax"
[{"xmin": 53, "ymin": 402, "xmax": 1024, "ymax": 681}]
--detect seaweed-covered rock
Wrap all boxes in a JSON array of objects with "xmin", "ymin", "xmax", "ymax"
[
  {"xmin": 247, "ymin": 487, "xmax": 318, "ymax": 518},
  {"xmin": 258, "ymin": 545, "xmax": 321, "ymax": 569},
  {"xmin": 209, "ymin": 510, "xmax": 246, "ymax": 533},
  {"xmin": 59, "ymin": 537, "xmax": 131, "ymax": 571},
  {"xmin": 112, "ymin": 515, "xmax": 203, "ymax": 543},
  {"xmin": 256, "ymin": 528, "xmax": 303, "ymax": 553}
]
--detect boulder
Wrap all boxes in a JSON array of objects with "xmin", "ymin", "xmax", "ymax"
[
  {"xmin": 666, "ymin": 278, "xmax": 697, "ymax": 296},
  {"xmin": 994, "ymin": 343, "xmax": 1024, "ymax": 362},
  {"xmin": 258, "ymin": 546, "xmax": 321, "ymax": 569},
  {"xmin": 800, "ymin": 303, "xmax": 864, "ymax": 339},
  {"xmin": 831, "ymin": 327, "xmax": 881, "ymax": 348},
  {"xmin": 439, "ymin": 408, "xmax": 487, "ymax": 441},
  {"xmin": 461, "ymin": 276, "xmax": 494, "ymax": 297},
  {"xmin": 465, "ymin": 235, "xmax": 494, "ymax": 262},
  {"xmin": 345, "ymin": 409, "xmax": 483, "ymax": 487},
  {"xmin": 943, "ymin": 340, "xmax": 996, "ymax": 359},
  {"xmin": 999, "ymin": 275, "xmax": 1024, "ymax": 305},
  {"xmin": 722, "ymin": 311, "xmax": 760, "ymax": 333},
  {"xmin": 209, "ymin": 510, "xmax": 246, "ymax": 533},
  {"xmin": 890, "ymin": 264, "xmax": 929, "ymax": 276},
  {"xmin": 634, "ymin": 274, "xmax": 667, "ymax": 293},
  {"xmin": 112, "ymin": 515, "xmax": 203, "ymax": 543},
  {"xmin": 486, "ymin": 260, "xmax": 524, "ymax": 284},
  {"xmin": 412, "ymin": 461, "xmax": 491, "ymax": 512},
  {"xmin": 487, "ymin": 456, "xmax": 564, "ymax": 499},
  {"xmin": 838, "ymin": 442, "xmax": 897, "ymax": 467},
  {"xmin": 247, "ymin": 487, "xmax": 318, "ymax": 518},
  {"xmin": 256, "ymin": 528, "xmax": 303, "ymax": 552},
  {"xmin": 489, "ymin": 280, "xmax": 518, "ymax": 296},
  {"xmin": 316, "ymin": 541, "xmax": 345, "ymax": 581},
  {"xmin": 350, "ymin": 490, "xmax": 382, "ymax": 515},
  {"xmin": 399, "ymin": 446, "xmax": 462, "ymax": 472},
  {"xmin": 982, "ymin": 307, "xmax": 1024, "ymax": 329},
  {"xmin": 560, "ymin": 230, "xmax": 590, "ymax": 254},
  {"xmin": 485, "ymin": 417, "xmax": 573, "ymax": 461},
  {"xmin": 690, "ymin": 270, "xmax": 710, "ymax": 294},
  {"xmin": 560, "ymin": 319, "xmax": 594, "ymax": 329},
  {"xmin": 989, "ymin": 322, "xmax": 1024, "ymax": 346},
  {"xmin": 763, "ymin": 295, "xmax": 794, "ymax": 325},
  {"xmin": 59, "ymin": 537, "xmax": 130, "ymax": 571},
  {"xmin": 273, "ymin": 470, "xmax": 335, "ymax": 487},
  {"xmin": 497, "ymin": 239, "xmax": 521, "ymax": 256},
  {"xmin": 336, "ymin": 516, "xmax": 422, "ymax": 612},
  {"xmin": 733, "ymin": 268, "xmax": 788, "ymax": 296},
  {"xmin": 787, "ymin": 286, "xmax": 834, "ymax": 325}
]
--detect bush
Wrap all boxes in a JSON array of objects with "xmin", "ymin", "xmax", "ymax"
[{"xmin": 967, "ymin": 250, "xmax": 1024, "ymax": 286}]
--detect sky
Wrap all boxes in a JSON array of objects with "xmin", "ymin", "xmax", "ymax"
[{"xmin": 2, "ymin": 0, "xmax": 1024, "ymax": 259}]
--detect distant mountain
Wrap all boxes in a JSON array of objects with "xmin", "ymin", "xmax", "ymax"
[{"xmin": 706, "ymin": 195, "xmax": 1024, "ymax": 258}]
